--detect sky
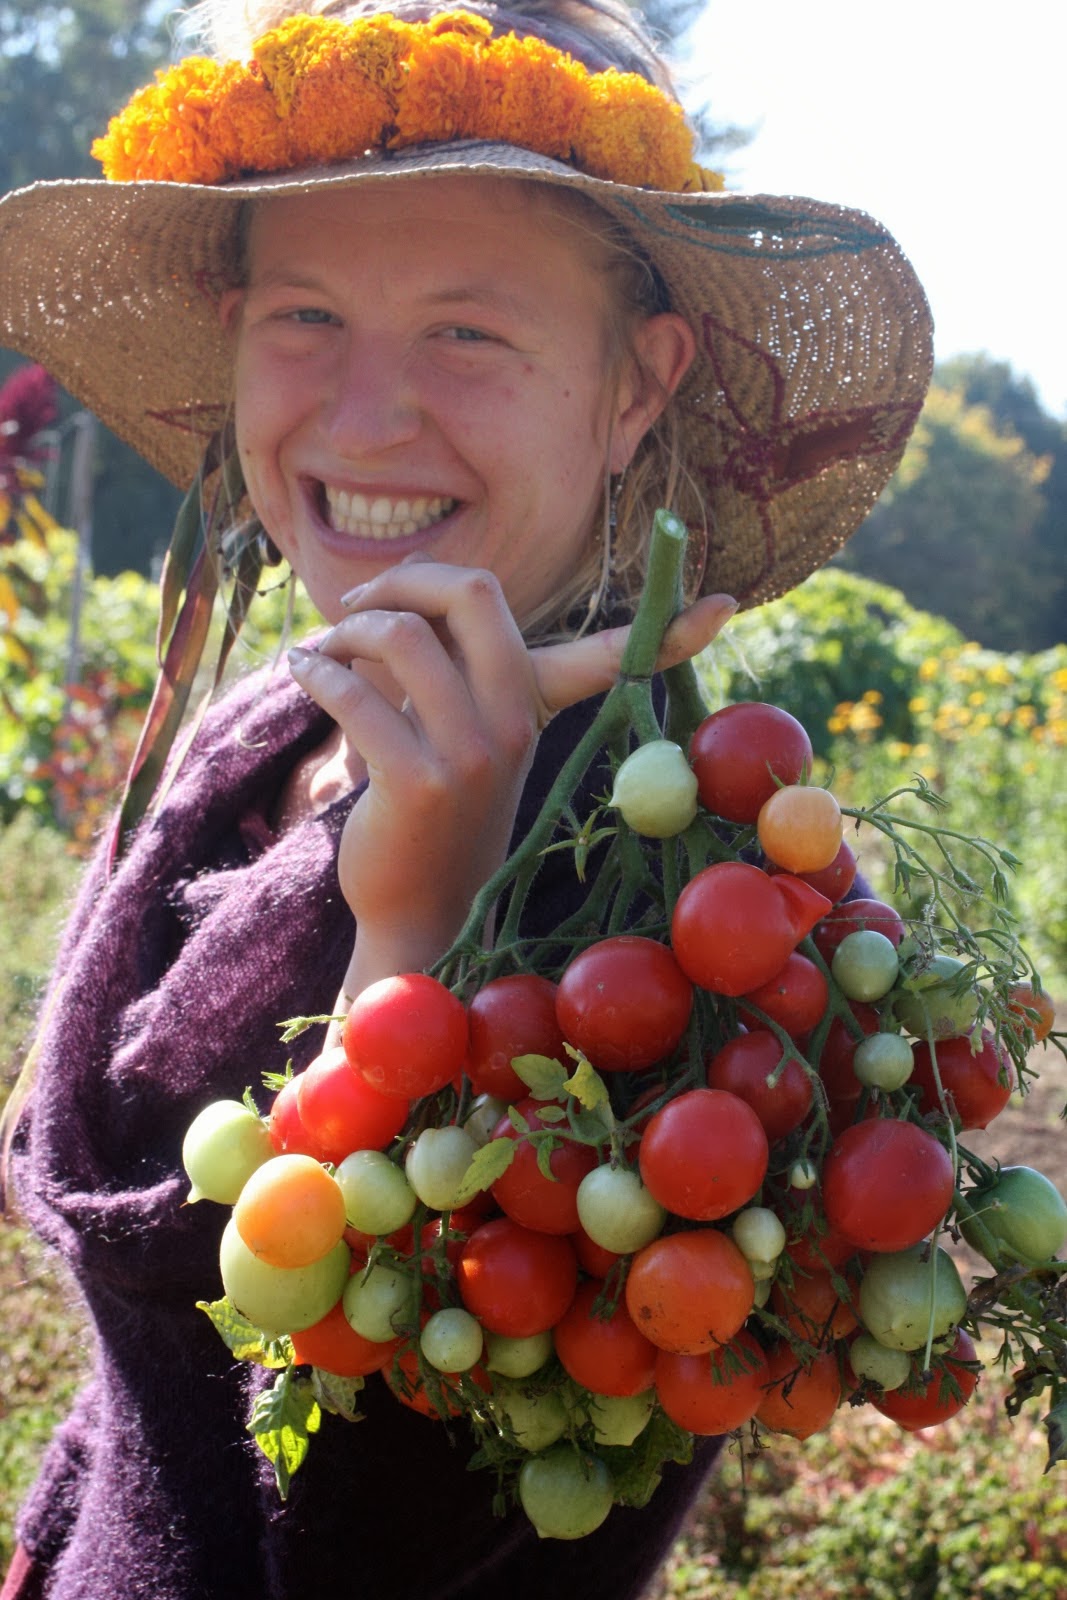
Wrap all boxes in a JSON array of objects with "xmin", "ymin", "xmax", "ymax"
[{"xmin": 682, "ymin": 0, "xmax": 1065, "ymax": 418}]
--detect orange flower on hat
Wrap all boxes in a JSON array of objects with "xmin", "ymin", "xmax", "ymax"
[
  {"xmin": 210, "ymin": 62, "xmax": 289, "ymax": 179},
  {"xmin": 575, "ymin": 73, "xmax": 694, "ymax": 190},
  {"xmin": 391, "ymin": 31, "xmax": 487, "ymax": 146},
  {"xmin": 480, "ymin": 34, "xmax": 586, "ymax": 162},
  {"xmin": 92, "ymin": 56, "xmax": 229, "ymax": 184}
]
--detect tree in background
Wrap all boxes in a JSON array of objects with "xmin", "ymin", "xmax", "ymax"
[
  {"xmin": 0, "ymin": 0, "xmax": 181, "ymax": 576},
  {"xmin": 836, "ymin": 356, "xmax": 1065, "ymax": 651}
]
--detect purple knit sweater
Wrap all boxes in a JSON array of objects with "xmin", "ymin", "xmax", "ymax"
[{"xmin": 10, "ymin": 660, "xmax": 720, "ymax": 1600}]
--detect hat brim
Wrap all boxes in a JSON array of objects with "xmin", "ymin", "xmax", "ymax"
[{"xmin": 0, "ymin": 141, "xmax": 932, "ymax": 606}]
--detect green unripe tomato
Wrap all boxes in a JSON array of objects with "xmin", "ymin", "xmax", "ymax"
[
  {"xmin": 576, "ymin": 1164, "xmax": 666, "ymax": 1254},
  {"xmin": 858, "ymin": 1244, "xmax": 967, "ymax": 1352},
  {"xmin": 731, "ymin": 1206, "xmax": 787, "ymax": 1263},
  {"xmin": 342, "ymin": 1262, "xmax": 417, "ymax": 1343},
  {"xmin": 492, "ymin": 1379, "xmax": 570, "ymax": 1452},
  {"xmin": 405, "ymin": 1126, "xmax": 478, "ymax": 1211},
  {"xmin": 894, "ymin": 954, "xmax": 980, "ymax": 1040},
  {"xmin": 789, "ymin": 1159, "xmax": 818, "ymax": 1191},
  {"xmin": 182, "ymin": 1099, "xmax": 274, "ymax": 1204},
  {"xmin": 420, "ymin": 1307, "xmax": 484, "ymax": 1373},
  {"xmin": 587, "ymin": 1389, "xmax": 655, "ymax": 1446},
  {"xmin": 831, "ymin": 930, "xmax": 900, "ymax": 1003},
  {"xmin": 464, "ymin": 1094, "xmax": 509, "ymax": 1149},
  {"xmin": 960, "ymin": 1165, "xmax": 1067, "ymax": 1266},
  {"xmin": 485, "ymin": 1329, "xmax": 554, "ymax": 1378},
  {"xmin": 518, "ymin": 1445, "xmax": 615, "ymax": 1539},
  {"xmin": 752, "ymin": 1277, "xmax": 772, "ymax": 1308},
  {"xmin": 610, "ymin": 740, "xmax": 699, "ymax": 838},
  {"xmin": 218, "ymin": 1217, "xmax": 349, "ymax": 1336},
  {"xmin": 849, "ymin": 1333, "xmax": 912, "ymax": 1392},
  {"xmin": 335, "ymin": 1149, "xmax": 417, "ymax": 1236},
  {"xmin": 853, "ymin": 1032, "xmax": 915, "ymax": 1092}
]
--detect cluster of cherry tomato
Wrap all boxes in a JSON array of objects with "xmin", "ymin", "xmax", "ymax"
[{"xmin": 183, "ymin": 700, "xmax": 1064, "ymax": 1540}]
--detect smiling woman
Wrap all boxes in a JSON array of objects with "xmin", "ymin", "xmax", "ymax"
[{"xmin": 0, "ymin": 2, "xmax": 932, "ymax": 1598}]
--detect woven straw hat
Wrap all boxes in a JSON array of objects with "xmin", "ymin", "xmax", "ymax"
[{"xmin": 0, "ymin": 22, "xmax": 933, "ymax": 608}]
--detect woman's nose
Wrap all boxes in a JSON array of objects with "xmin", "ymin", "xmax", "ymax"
[{"xmin": 322, "ymin": 333, "xmax": 422, "ymax": 453}]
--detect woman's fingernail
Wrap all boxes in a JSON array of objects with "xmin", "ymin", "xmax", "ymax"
[
  {"xmin": 340, "ymin": 584, "xmax": 365, "ymax": 607},
  {"xmin": 287, "ymin": 646, "xmax": 311, "ymax": 671}
]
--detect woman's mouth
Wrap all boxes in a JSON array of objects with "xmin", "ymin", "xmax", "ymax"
[{"xmin": 323, "ymin": 487, "xmax": 459, "ymax": 540}]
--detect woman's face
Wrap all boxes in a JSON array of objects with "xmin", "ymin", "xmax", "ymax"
[{"xmin": 226, "ymin": 175, "xmax": 688, "ymax": 625}]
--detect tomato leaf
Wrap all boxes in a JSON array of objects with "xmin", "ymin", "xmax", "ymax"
[
  {"xmin": 451, "ymin": 1137, "xmax": 515, "ymax": 1208},
  {"xmin": 511, "ymin": 1053, "xmax": 568, "ymax": 1100},
  {"xmin": 277, "ymin": 1013, "xmax": 342, "ymax": 1043},
  {"xmin": 563, "ymin": 1052, "xmax": 612, "ymax": 1117},
  {"xmin": 311, "ymin": 1367, "xmax": 365, "ymax": 1423},
  {"xmin": 600, "ymin": 1408, "xmax": 694, "ymax": 1509},
  {"xmin": 535, "ymin": 1135, "xmax": 561, "ymax": 1183},
  {"xmin": 197, "ymin": 1298, "xmax": 292, "ymax": 1368},
  {"xmin": 248, "ymin": 1367, "xmax": 321, "ymax": 1500}
]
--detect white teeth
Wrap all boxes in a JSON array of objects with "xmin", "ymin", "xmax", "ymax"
[{"xmin": 323, "ymin": 488, "xmax": 457, "ymax": 540}]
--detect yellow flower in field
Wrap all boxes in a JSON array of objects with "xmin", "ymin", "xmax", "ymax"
[
  {"xmin": 986, "ymin": 662, "xmax": 1013, "ymax": 686},
  {"xmin": 1015, "ymin": 704, "xmax": 1038, "ymax": 729},
  {"xmin": 996, "ymin": 708, "xmax": 1013, "ymax": 726},
  {"xmin": 1022, "ymin": 759, "xmax": 1038, "ymax": 776},
  {"xmin": 913, "ymin": 743, "xmax": 931, "ymax": 757},
  {"xmin": 847, "ymin": 702, "xmax": 883, "ymax": 736},
  {"xmin": 861, "ymin": 688, "xmax": 883, "ymax": 704},
  {"xmin": 967, "ymin": 690, "xmax": 986, "ymax": 706},
  {"xmin": 919, "ymin": 658, "xmax": 940, "ymax": 682},
  {"xmin": 908, "ymin": 696, "xmax": 928, "ymax": 714},
  {"xmin": 887, "ymin": 741, "xmax": 913, "ymax": 759},
  {"xmin": 972, "ymin": 712, "xmax": 992, "ymax": 730}
]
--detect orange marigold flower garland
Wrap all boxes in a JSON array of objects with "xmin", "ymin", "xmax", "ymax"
[{"xmin": 91, "ymin": 10, "xmax": 722, "ymax": 193}]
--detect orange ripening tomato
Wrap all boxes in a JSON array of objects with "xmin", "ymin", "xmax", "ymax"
[
  {"xmin": 233, "ymin": 1154, "xmax": 347, "ymax": 1269},
  {"xmin": 625, "ymin": 1228, "xmax": 754, "ymax": 1353},
  {"xmin": 655, "ymin": 1329, "xmax": 770, "ymax": 1435},
  {"xmin": 756, "ymin": 1343, "xmax": 842, "ymax": 1440},
  {"xmin": 1007, "ymin": 981, "xmax": 1055, "ymax": 1044},
  {"xmin": 770, "ymin": 1264, "xmax": 861, "ymax": 1345},
  {"xmin": 757, "ymin": 784, "xmax": 843, "ymax": 875}
]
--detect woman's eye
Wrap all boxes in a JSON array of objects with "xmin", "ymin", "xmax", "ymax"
[
  {"xmin": 289, "ymin": 307, "xmax": 339, "ymax": 326},
  {"xmin": 442, "ymin": 325, "xmax": 492, "ymax": 343}
]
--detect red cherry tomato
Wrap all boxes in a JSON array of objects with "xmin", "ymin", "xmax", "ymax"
[
  {"xmin": 705, "ymin": 1029, "xmax": 814, "ymax": 1144},
  {"xmin": 552, "ymin": 1279, "xmax": 658, "ymax": 1398},
  {"xmin": 289, "ymin": 1299, "xmax": 396, "ymax": 1378},
  {"xmin": 655, "ymin": 1330, "xmax": 770, "ymax": 1435},
  {"xmin": 625, "ymin": 1228, "xmax": 754, "ymax": 1353},
  {"xmin": 756, "ymin": 1344, "xmax": 842, "ymax": 1440},
  {"xmin": 638, "ymin": 1087, "xmax": 768, "ymax": 1221},
  {"xmin": 671, "ymin": 862, "xmax": 830, "ymax": 996},
  {"xmin": 738, "ymin": 952, "xmax": 830, "ymax": 1038},
  {"xmin": 466, "ymin": 974, "xmax": 567, "ymax": 1102},
  {"xmin": 555, "ymin": 935, "xmax": 693, "ymax": 1072},
  {"xmin": 816, "ymin": 1003, "xmax": 882, "ymax": 1107},
  {"xmin": 909, "ymin": 1030, "xmax": 1015, "ymax": 1130},
  {"xmin": 822, "ymin": 1119, "xmax": 954, "ymax": 1252},
  {"xmin": 490, "ymin": 1098, "xmax": 599, "ymax": 1235},
  {"xmin": 768, "ymin": 838, "xmax": 858, "ymax": 904},
  {"xmin": 268, "ymin": 1073, "xmax": 326, "ymax": 1158},
  {"xmin": 812, "ymin": 898, "xmax": 906, "ymax": 961},
  {"xmin": 455, "ymin": 1218, "xmax": 578, "ymax": 1338},
  {"xmin": 872, "ymin": 1329, "xmax": 980, "ymax": 1431},
  {"xmin": 688, "ymin": 702, "xmax": 813, "ymax": 823},
  {"xmin": 296, "ymin": 1048, "xmax": 410, "ymax": 1165},
  {"xmin": 343, "ymin": 973, "xmax": 469, "ymax": 1100}
]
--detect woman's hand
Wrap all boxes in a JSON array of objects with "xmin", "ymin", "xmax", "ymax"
[{"xmin": 287, "ymin": 559, "xmax": 736, "ymax": 998}]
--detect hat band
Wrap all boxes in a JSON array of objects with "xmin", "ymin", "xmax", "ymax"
[{"xmin": 92, "ymin": 9, "xmax": 724, "ymax": 194}]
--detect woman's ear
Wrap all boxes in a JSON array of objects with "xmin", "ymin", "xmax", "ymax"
[{"xmin": 609, "ymin": 311, "xmax": 696, "ymax": 473}]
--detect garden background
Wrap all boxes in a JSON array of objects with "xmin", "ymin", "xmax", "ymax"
[{"xmin": 2, "ymin": 1, "xmax": 1066, "ymax": 1594}]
